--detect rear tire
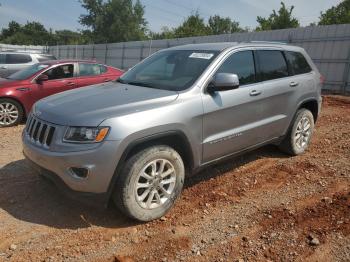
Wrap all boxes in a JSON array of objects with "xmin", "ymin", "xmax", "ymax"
[
  {"xmin": 0, "ymin": 98, "xmax": 24, "ymax": 127},
  {"xmin": 113, "ymin": 145, "xmax": 185, "ymax": 222},
  {"xmin": 279, "ymin": 109, "xmax": 314, "ymax": 156}
]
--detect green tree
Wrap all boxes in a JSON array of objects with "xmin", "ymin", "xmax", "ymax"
[
  {"xmin": 319, "ymin": 0, "xmax": 350, "ymax": 25},
  {"xmin": 208, "ymin": 15, "xmax": 245, "ymax": 34},
  {"xmin": 0, "ymin": 21, "xmax": 53, "ymax": 45},
  {"xmin": 54, "ymin": 30, "xmax": 89, "ymax": 45},
  {"xmin": 79, "ymin": 0, "xmax": 147, "ymax": 43},
  {"xmin": 256, "ymin": 2, "xmax": 300, "ymax": 31},
  {"xmin": 151, "ymin": 26, "xmax": 176, "ymax": 40},
  {"xmin": 174, "ymin": 12, "xmax": 210, "ymax": 38}
]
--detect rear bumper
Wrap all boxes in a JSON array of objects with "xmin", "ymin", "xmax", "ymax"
[{"xmin": 25, "ymin": 156, "xmax": 109, "ymax": 207}]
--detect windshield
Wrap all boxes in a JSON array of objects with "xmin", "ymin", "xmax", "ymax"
[
  {"xmin": 118, "ymin": 50, "xmax": 219, "ymax": 91},
  {"xmin": 7, "ymin": 63, "xmax": 50, "ymax": 80}
]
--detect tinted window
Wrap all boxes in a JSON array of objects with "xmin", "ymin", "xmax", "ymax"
[
  {"xmin": 79, "ymin": 63, "xmax": 102, "ymax": 76},
  {"xmin": 6, "ymin": 54, "xmax": 32, "ymax": 64},
  {"xmin": 100, "ymin": 65, "xmax": 108, "ymax": 73},
  {"xmin": 216, "ymin": 51, "xmax": 256, "ymax": 85},
  {"xmin": 37, "ymin": 55, "xmax": 57, "ymax": 62},
  {"xmin": 43, "ymin": 64, "xmax": 74, "ymax": 80},
  {"xmin": 0, "ymin": 54, "xmax": 5, "ymax": 63},
  {"xmin": 257, "ymin": 50, "xmax": 289, "ymax": 81},
  {"xmin": 285, "ymin": 51, "xmax": 312, "ymax": 75}
]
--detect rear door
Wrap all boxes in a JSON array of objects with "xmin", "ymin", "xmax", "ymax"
[
  {"xmin": 76, "ymin": 63, "xmax": 112, "ymax": 88},
  {"xmin": 34, "ymin": 63, "xmax": 77, "ymax": 100},
  {"xmin": 253, "ymin": 49, "xmax": 297, "ymax": 139},
  {"xmin": 5, "ymin": 53, "xmax": 33, "ymax": 76}
]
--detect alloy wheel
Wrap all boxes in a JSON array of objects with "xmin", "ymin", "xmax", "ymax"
[
  {"xmin": 135, "ymin": 158, "xmax": 177, "ymax": 209},
  {"xmin": 294, "ymin": 116, "xmax": 312, "ymax": 149},
  {"xmin": 0, "ymin": 102, "xmax": 19, "ymax": 126}
]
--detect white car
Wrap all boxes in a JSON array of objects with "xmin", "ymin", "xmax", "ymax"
[{"xmin": 0, "ymin": 51, "xmax": 56, "ymax": 78}]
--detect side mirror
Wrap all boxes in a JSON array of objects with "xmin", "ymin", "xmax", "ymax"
[
  {"xmin": 36, "ymin": 74, "xmax": 49, "ymax": 83},
  {"xmin": 207, "ymin": 73, "xmax": 239, "ymax": 93}
]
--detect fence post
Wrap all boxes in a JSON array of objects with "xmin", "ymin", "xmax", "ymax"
[
  {"xmin": 82, "ymin": 46, "xmax": 85, "ymax": 59},
  {"xmin": 121, "ymin": 43, "xmax": 126, "ymax": 69},
  {"xmin": 92, "ymin": 44, "xmax": 95, "ymax": 60},
  {"xmin": 139, "ymin": 43, "xmax": 144, "ymax": 62},
  {"xmin": 342, "ymin": 46, "xmax": 350, "ymax": 95},
  {"xmin": 104, "ymin": 44, "xmax": 108, "ymax": 64},
  {"xmin": 148, "ymin": 39, "xmax": 153, "ymax": 57}
]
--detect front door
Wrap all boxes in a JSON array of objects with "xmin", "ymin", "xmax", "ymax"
[{"xmin": 34, "ymin": 63, "xmax": 77, "ymax": 100}]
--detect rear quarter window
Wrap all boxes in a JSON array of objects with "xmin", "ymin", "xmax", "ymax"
[
  {"xmin": 6, "ymin": 54, "xmax": 32, "ymax": 64},
  {"xmin": 257, "ymin": 50, "xmax": 289, "ymax": 81},
  {"xmin": 285, "ymin": 51, "xmax": 312, "ymax": 75},
  {"xmin": 100, "ymin": 65, "xmax": 108, "ymax": 73}
]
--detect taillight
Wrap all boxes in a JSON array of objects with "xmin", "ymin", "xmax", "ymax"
[{"xmin": 320, "ymin": 75, "xmax": 326, "ymax": 85}]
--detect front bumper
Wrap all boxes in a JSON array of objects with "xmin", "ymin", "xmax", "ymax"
[
  {"xmin": 25, "ymin": 157, "xmax": 109, "ymax": 207},
  {"xmin": 22, "ymin": 132, "xmax": 122, "ymax": 195}
]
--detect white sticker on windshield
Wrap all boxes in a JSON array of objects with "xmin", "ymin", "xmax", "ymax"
[{"xmin": 189, "ymin": 53, "xmax": 214, "ymax": 60}]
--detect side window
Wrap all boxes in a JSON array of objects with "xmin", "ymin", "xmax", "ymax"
[
  {"xmin": 0, "ymin": 54, "xmax": 5, "ymax": 63},
  {"xmin": 43, "ymin": 64, "xmax": 74, "ymax": 80},
  {"xmin": 257, "ymin": 50, "xmax": 289, "ymax": 81},
  {"xmin": 79, "ymin": 63, "xmax": 102, "ymax": 76},
  {"xmin": 6, "ymin": 54, "xmax": 32, "ymax": 64},
  {"xmin": 285, "ymin": 51, "xmax": 312, "ymax": 75},
  {"xmin": 216, "ymin": 50, "xmax": 256, "ymax": 85}
]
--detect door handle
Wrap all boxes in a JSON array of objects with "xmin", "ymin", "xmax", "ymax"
[
  {"xmin": 0, "ymin": 66, "xmax": 7, "ymax": 69},
  {"xmin": 104, "ymin": 78, "xmax": 111, "ymax": 82},
  {"xmin": 250, "ymin": 90, "xmax": 262, "ymax": 96},
  {"xmin": 66, "ymin": 82, "xmax": 75, "ymax": 86},
  {"xmin": 290, "ymin": 81, "xmax": 299, "ymax": 87}
]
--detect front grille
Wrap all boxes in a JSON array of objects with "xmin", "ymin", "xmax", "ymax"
[{"xmin": 25, "ymin": 114, "xmax": 56, "ymax": 148}]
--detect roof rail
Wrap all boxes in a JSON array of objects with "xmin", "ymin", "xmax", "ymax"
[{"xmin": 248, "ymin": 41, "xmax": 288, "ymax": 45}]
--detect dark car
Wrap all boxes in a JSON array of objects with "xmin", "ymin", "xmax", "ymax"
[{"xmin": 0, "ymin": 60, "xmax": 123, "ymax": 127}]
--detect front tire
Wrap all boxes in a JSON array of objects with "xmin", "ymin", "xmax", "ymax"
[
  {"xmin": 279, "ymin": 108, "xmax": 315, "ymax": 156},
  {"xmin": 113, "ymin": 145, "xmax": 185, "ymax": 222},
  {"xmin": 0, "ymin": 98, "xmax": 23, "ymax": 127}
]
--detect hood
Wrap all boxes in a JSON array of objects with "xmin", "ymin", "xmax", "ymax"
[
  {"xmin": 0, "ymin": 78, "xmax": 27, "ymax": 88},
  {"xmin": 34, "ymin": 81, "xmax": 179, "ymax": 126}
]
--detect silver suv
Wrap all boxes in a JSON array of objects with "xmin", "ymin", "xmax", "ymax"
[
  {"xmin": 0, "ymin": 51, "xmax": 56, "ymax": 77},
  {"xmin": 22, "ymin": 42, "xmax": 323, "ymax": 221}
]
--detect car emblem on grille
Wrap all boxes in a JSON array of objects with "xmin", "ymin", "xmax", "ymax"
[{"xmin": 35, "ymin": 110, "xmax": 42, "ymax": 116}]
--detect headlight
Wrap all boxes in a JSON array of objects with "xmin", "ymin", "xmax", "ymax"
[{"xmin": 63, "ymin": 127, "xmax": 110, "ymax": 143}]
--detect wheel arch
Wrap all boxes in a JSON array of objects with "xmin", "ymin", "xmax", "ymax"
[
  {"xmin": 298, "ymin": 99, "xmax": 319, "ymax": 123},
  {"xmin": 106, "ymin": 130, "xmax": 195, "ymax": 199}
]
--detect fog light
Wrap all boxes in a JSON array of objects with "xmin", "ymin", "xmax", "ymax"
[{"xmin": 69, "ymin": 167, "xmax": 89, "ymax": 179}]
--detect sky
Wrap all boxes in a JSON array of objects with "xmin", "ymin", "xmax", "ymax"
[{"xmin": 0, "ymin": 0, "xmax": 344, "ymax": 33}]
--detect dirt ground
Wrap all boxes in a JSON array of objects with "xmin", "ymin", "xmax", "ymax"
[{"xmin": 0, "ymin": 95, "xmax": 349, "ymax": 262}]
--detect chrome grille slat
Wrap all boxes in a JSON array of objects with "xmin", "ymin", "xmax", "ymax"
[
  {"xmin": 25, "ymin": 114, "xmax": 55, "ymax": 148},
  {"xmin": 35, "ymin": 123, "xmax": 43, "ymax": 141},
  {"xmin": 29, "ymin": 119, "xmax": 37, "ymax": 137},
  {"xmin": 28, "ymin": 117, "xmax": 35, "ymax": 133},
  {"xmin": 42, "ymin": 125, "xmax": 50, "ymax": 146}
]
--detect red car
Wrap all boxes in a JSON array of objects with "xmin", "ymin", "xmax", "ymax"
[{"xmin": 0, "ymin": 60, "xmax": 123, "ymax": 127}]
